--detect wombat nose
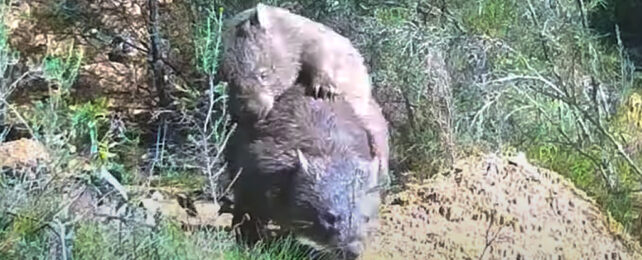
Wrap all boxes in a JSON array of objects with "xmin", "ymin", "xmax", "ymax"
[
  {"xmin": 320, "ymin": 211, "xmax": 339, "ymax": 228},
  {"xmin": 343, "ymin": 241, "xmax": 364, "ymax": 259}
]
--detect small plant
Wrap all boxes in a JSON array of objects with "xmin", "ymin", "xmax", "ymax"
[
  {"xmin": 68, "ymin": 97, "xmax": 109, "ymax": 155},
  {"xmin": 188, "ymin": 5, "xmax": 236, "ymax": 202}
]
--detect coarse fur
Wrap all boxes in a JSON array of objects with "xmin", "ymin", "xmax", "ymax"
[
  {"xmin": 220, "ymin": 3, "xmax": 390, "ymax": 180},
  {"xmin": 226, "ymin": 86, "xmax": 382, "ymax": 260}
]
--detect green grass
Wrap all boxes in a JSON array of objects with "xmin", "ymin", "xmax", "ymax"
[
  {"xmin": 462, "ymin": 0, "xmax": 518, "ymax": 38},
  {"xmin": 1, "ymin": 197, "xmax": 313, "ymax": 259},
  {"xmin": 526, "ymin": 142, "xmax": 638, "ymax": 229}
]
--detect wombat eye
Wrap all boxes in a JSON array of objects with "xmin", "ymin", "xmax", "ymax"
[
  {"xmin": 322, "ymin": 212, "xmax": 338, "ymax": 225},
  {"xmin": 257, "ymin": 69, "xmax": 269, "ymax": 81}
]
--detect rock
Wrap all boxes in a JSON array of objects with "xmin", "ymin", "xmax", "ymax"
[
  {"xmin": 139, "ymin": 193, "xmax": 231, "ymax": 229},
  {"xmin": 0, "ymin": 138, "xmax": 50, "ymax": 169}
]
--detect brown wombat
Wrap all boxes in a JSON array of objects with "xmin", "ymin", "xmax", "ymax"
[
  {"xmin": 220, "ymin": 3, "xmax": 390, "ymax": 180},
  {"xmin": 226, "ymin": 85, "xmax": 382, "ymax": 259}
]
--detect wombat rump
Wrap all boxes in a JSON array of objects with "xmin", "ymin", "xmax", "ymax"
[{"xmin": 226, "ymin": 86, "xmax": 382, "ymax": 259}]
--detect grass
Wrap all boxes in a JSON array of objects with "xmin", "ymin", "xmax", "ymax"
[{"xmin": 462, "ymin": 0, "xmax": 517, "ymax": 38}]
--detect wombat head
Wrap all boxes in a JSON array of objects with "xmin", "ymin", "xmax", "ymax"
[
  {"xmin": 286, "ymin": 149, "xmax": 381, "ymax": 259},
  {"xmin": 220, "ymin": 4, "xmax": 299, "ymax": 120}
]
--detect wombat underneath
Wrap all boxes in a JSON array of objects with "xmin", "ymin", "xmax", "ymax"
[
  {"xmin": 220, "ymin": 3, "xmax": 390, "ymax": 181},
  {"xmin": 227, "ymin": 86, "xmax": 382, "ymax": 259}
]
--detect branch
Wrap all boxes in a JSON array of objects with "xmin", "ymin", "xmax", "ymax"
[{"xmin": 147, "ymin": 0, "xmax": 169, "ymax": 108}]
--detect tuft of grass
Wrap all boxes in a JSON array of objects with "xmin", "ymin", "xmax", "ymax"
[
  {"xmin": 462, "ymin": 0, "xmax": 518, "ymax": 38},
  {"xmin": 70, "ymin": 218, "xmax": 311, "ymax": 260}
]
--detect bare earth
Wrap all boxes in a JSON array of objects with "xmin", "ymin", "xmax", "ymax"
[{"xmin": 363, "ymin": 153, "xmax": 642, "ymax": 260}]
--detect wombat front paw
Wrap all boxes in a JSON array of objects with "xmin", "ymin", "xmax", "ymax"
[
  {"xmin": 320, "ymin": 84, "xmax": 339, "ymax": 101},
  {"xmin": 311, "ymin": 74, "xmax": 338, "ymax": 100},
  {"xmin": 312, "ymin": 83, "xmax": 339, "ymax": 100}
]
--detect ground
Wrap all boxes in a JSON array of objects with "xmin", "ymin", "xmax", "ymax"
[
  {"xmin": 4, "ymin": 139, "xmax": 640, "ymax": 259},
  {"xmin": 363, "ymin": 153, "xmax": 642, "ymax": 259}
]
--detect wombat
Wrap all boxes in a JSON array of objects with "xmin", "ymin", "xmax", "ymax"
[
  {"xmin": 226, "ymin": 85, "xmax": 382, "ymax": 259},
  {"xmin": 220, "ymin": 3, "xmax": 390, "ymax": 180}
]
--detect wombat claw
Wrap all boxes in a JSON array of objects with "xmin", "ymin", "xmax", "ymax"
[{"xmin": 313, "ymin": 83, "xmax": 339, "ymax": 101}]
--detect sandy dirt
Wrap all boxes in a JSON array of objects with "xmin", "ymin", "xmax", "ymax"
[{"xmin": 362, "ymin": 153, "xmax": 642, "ymax": 260}]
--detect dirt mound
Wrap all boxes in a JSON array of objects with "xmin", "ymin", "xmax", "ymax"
[{"xmin": 364, "ymin": 153, "xmax": 642, "ymax": 260}]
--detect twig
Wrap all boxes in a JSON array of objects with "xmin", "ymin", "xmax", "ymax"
[
  {"xmin": 223, "ymin": 167, "xmax": 243, "ymax": 198},
  {"xmin": 3, "ymin": 70, "xmax": 35, "ymax": 98},
  {"xmin": 525, "ymin": 0, "xmax": 550, "ymax": 61},
  {"xmin": 53, "ymin": 218, "xmax": 67, "ymax": 260},
  {"xmin": 485, "ymin": 75, "xmax": 565, "ymax": 97},
  {"xmin": 147, "ymin": 0, "xmax": 169, "ymax": 108},
  {"xmin": 210, "ymin": 122, "xmax": 237, "ymax": 169},
  {"xmin": 478, "ymin": 212, "xmax": 503, "ymax": 260},
  {"xmin": 94, "ymin": 213, "xmax": 155, "ymax": 228},
  {"xmin": 0, "ymin": 98, "xmax": 37, "ymax": 141},
  {"xmin": 574, "ymin": 0, "xmax": 587, "ymax": 29}
]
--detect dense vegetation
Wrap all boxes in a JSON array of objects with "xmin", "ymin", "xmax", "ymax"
[{"xmin": 0, "ymin": 0, "xmax": 640, "ymax": 258}]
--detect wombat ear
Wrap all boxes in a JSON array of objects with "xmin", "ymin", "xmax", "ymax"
[
  {"xmin": 249, "ymin": 10, "xmax": 260, "ymax": 26},
  {"xmin": 296, "ymin": 149, "xmax": 321, "ymax": 181},
  {"xmin": 254, "ymin": 3, "xmax": 272, "ymax": 29},
  {"xmin": 295, "ymin": 149, "xmax": 311, "ymax": 175}
]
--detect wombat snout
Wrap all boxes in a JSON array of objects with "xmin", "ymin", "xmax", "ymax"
[{"xmin": 343, "ymin": 240, "xmax": 365, "ymax": 259}]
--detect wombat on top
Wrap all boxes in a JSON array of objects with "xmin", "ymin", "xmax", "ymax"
[
  {"xmin": 220, "ymin": 3, "xmax": 390, "ymax": 180},
  {"xmin": 227, "ymin": 85, "xmax": 382, "ymax": 260},
  {"xmin": 221, "ymin": 3, "xmax": 375, "ymax": 119}
]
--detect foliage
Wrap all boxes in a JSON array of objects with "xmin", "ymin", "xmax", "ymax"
[
  {"xmin": 445, "ymin": 0, "xmax": 642, "ymax": 232},
  {"xmin": 181, "ymin": 4, "xmax": 236, "ymax": 201},
  {"xmin": 462, "ymin": 0, "xmax": 517, "ymax": 38},
  {"xmin": 1, "ymin": 173, "xmax": 310, "ymax": 259},
  {"xmin": 0, "ymin": 174, "xmax": 66, "ymax": 258},
  {"xmin": 194, "ymin": 6, "xmax": 224, "ymax": 77}
]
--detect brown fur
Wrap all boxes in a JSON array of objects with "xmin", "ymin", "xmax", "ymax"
[
  {"xmin": 226, "ymin": 86, "xmax": 381, "ymax": 259},
  {"xmin": 220, "ymin": 3, "xmax": 390, "ymax": 180}
]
